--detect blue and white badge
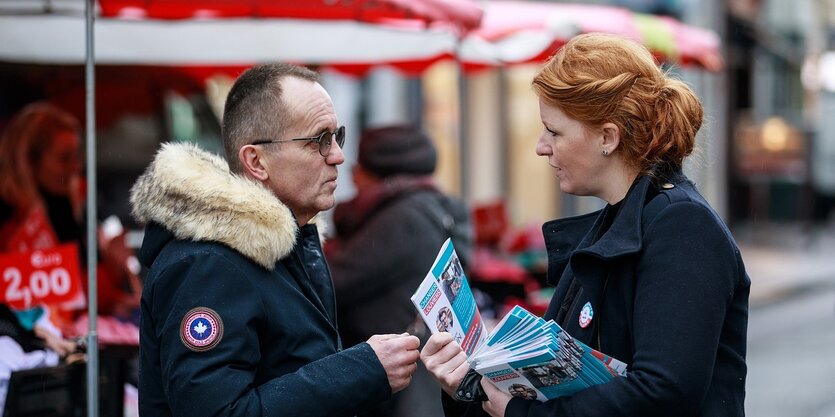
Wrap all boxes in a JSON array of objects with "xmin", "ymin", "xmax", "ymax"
[
  {"xmin": 578, "ymin": 302, "xmax": 594, "ymax": 329},
  {"xmin": 180, "ymin": 307, "xmax": 223, "ymax": 352}
]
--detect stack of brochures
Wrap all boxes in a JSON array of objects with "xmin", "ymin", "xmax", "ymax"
[
  {"xmin": 411, "ymin": 238, "xmax": 627, "ymax": 403},
  {"xmin": 468, "ymin": 305, "xmax": 626, "ymax": 401}
]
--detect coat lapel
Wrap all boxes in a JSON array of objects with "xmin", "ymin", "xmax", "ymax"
[
  {"xmin": 574, "ymin": 177, "xmax": 651, "ymax": 262},
  {"xmin": 541, "ymin": 210, "xmax": 600, "ymax": 286},
  {"xmin": 542, "ymin": 176, "xmax": 654, "ymax": 341}
]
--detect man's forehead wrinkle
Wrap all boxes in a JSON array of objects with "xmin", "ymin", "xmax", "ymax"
[{"xmin": 280, "ymin": 79, "xmax": 336, "ymax": 134}]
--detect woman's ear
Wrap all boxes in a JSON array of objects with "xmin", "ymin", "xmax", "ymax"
[
  {"xmin": 238, "ymin": 145, "xmax": 269, "ymax": 181},
  {"xmin": 600, "ymin": 122, "xmax": 621, "ymax": 155}
]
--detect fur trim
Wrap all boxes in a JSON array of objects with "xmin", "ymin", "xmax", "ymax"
[
  {"xmin": 310, "ymin": 214, "xmax": 328, "ymax": 245},
  {"xmin": 130, "ymin": 142, "xmax": 300, "ymax": 270}
]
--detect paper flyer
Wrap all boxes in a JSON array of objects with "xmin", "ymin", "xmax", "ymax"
[{"xmin": 411, "ymin": 238, "xmax": 487, "ymax": 356}]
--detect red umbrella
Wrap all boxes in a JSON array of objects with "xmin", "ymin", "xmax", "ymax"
[
  {"xmin": 0, "ymin": 0, "xmax": 483, "ymax": 127},
  {"xmin": 1, "ymin": 1, "xmax": 720, "ymax": 75},
  {"xmin": 0, "ymin": 1, "xmax": 722, "ymax": 128},
  {"xmin": 458, "ymin": 1, "xmax": 722, "ymax": 72},
  {"xmin": 0, "ymin": 0, "xmax": 481, "ymax": 76},
  {"xmin": 98, "ymin": 0, "xmax": 482, "ymax": 30}
]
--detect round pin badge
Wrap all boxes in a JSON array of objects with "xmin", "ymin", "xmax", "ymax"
[
  {"xmin": 578, "ymin": 302, "xmax": 594, "ymax": 329},
  {"xmin": 180, "ymin": 307, "xmax": 223, "ymax": 352}
]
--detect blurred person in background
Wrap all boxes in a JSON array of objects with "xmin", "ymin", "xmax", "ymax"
[
  {"xmin": 421, "ymin": 33, "xmax": 749, "ymax": 417},
  {"xmin": 130, "ymin": 64, "xmax": 420, "ymax": 417},
  {"xmin": 0, "ymin": 102, "xmax": 141, "ymax": 328},
  {"xmin": 0, "ymin": 102, "xmax": 93, "ymax": 415},
  {"xmin": 0, "ymin": 102, "xmax": 85, "ymax": 255},
  {"xmin": 326, "ymin": 124, "xmax": 473, "ymax": 417},
  {"xmin": 0, "ymin": 302, "xmax": 82, "ymax": 416}
]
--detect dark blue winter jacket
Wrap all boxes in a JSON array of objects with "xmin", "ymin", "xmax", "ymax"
[{"xmin": 131, "ymin": 143, "xmax": 391, "ymax": 417}]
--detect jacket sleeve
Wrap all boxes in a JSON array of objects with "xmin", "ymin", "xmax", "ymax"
[
  {"xmin": 149, "ymin": 250, "xmax": 390, "ymax": 417},
  {"xmin": 441, "ymin": 391, "xmax": 490, "ymax": 417},
  {"xmin": 506, "ymin": 202, "xmax": 743, "ymax": 417}
]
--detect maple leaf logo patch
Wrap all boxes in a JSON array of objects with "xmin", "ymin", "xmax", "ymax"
[{"xmin": 180, "ymin": 307, "xmax": 224, "ymax": 352}]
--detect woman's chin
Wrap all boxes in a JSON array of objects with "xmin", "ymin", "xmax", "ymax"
[{"xmin": 557, "ymin": 182, "xmax": 575, "ymax": 196}]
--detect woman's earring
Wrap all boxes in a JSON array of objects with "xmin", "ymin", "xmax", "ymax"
[{"xmin": 602, "ymin": 149, "xmax": 609, "ymax": 156}]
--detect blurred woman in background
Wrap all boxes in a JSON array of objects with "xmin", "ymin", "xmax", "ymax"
[
  {"xmin": 0, "ymin": 102, "xmax": 83, "ymax": 252},
  {"xmin": 0, "ymin": 102, "xmax": 141, "ymax": 332}
]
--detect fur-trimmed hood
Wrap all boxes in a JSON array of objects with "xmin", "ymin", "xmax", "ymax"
[{"xmin": 130, "ymin": 142, "xmax": 314, "ymax": 270}]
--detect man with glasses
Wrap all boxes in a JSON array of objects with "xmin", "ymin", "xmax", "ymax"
[{"xmin": 130, "ymin": 63, "xmax": 420, "ymax": 417}]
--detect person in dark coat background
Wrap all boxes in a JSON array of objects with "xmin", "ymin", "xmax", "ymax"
[
  {"xmin": 326, "ymin": 125, "xmax": 473, "ymax": 417},
  {"xmin": 130, "ymin": 63, "xmax": 420, "ymax": 417},
  {"xmin": 420, "ymin": 33, "xmax": 749, "ymax": 417}
]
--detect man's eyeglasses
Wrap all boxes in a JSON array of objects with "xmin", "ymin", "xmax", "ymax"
[{"xmin": 251, "ymin": 126, "xmax": 346, "ymax": 157}]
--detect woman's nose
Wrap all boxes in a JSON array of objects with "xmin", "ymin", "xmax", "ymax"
[{"xmin": 535, "ymin": 136, "xmax": 551, "ymax": 156}]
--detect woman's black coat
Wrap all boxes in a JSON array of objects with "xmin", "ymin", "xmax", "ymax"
[{"xmin": 447, "ymin": 173, "xmax": 749, "ymax": 417}]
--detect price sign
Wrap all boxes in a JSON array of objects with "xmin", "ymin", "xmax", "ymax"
[{"xmin": 0, "ymin": 243, "xmax": 84, "ymax": 310}]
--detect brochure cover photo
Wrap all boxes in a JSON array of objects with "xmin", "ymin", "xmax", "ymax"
[{"xmin": 410, "ymin": 238, "xmax": 487, "ymax": 356}]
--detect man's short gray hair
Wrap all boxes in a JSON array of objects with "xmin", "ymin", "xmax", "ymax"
[{"xmin": 221, "ymin": 63, "xmax": 320, "ymax": 173}]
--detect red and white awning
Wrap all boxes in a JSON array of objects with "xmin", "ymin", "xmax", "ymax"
[
  {"xmin": 0, "ymin": 0, "xmax": 722, "ymax": 74},
  {"xmin": 460, "ymin": 2, "xmax": 722, "ymax": 71}
]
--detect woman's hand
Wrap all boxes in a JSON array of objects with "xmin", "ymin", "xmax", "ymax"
[
  {"xmin": 481, "ymin": 377, "xmax": 513, "ymax": 417},
  {"xmin": 33, "ymin": 325, "xmax": 76, "ymax": 358},
  {"xmin": 419, "ymin": 332, "xmax": 470, "ymax": 397}
]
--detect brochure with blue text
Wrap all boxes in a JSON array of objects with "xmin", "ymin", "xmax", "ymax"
[
  {"xmin": 411, "ymin": 239, "xmax": 627, "ymax": 402},
  {"xmin": 471, "ymin": 306, "xmax": 627, "ymax": 402},
  {"xmin": 410, "ymin": 238, "xmax": 488, "ymax": 356}
]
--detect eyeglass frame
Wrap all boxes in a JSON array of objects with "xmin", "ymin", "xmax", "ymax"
[{"xmin": 250, "ymin": 125, "xmax": 346, "ymax": 157}]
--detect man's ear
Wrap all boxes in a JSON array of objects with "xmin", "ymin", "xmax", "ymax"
[
  {"xmin": 600, "ymin": 122, "xmax": 621, "ymax": 155},
  {"xmin": 238, "ymin": 145, "xmax": 269, "ymax": 181}
]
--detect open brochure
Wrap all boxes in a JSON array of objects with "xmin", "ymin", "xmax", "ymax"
[
  {"xmin": 410, "ymin": 237, "xmax": 488, "ymax": 356},
  {"xmin": 410, "ymin": 238, "xmax": 627, "ymax": 402}
]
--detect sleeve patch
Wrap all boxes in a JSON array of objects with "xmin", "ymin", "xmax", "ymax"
[{"xmin": 180, "ymin": 307, "xmax": 224, "ymax": 352}]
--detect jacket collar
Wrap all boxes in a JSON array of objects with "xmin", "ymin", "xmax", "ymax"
[
  {"xmin": 542, "ymin": 209, "xmax": 600, "ymax": 285},
  {"xmin": 545, "ymin": 170, "xmax": 690, "ymax": 261},
  {"xmin": 130, "ymin": 142, "xmax": 322, "ymax": 270},
  {"xmin": 543, "ymin": 171, "xmax": 691, "ymax": 289},
  {"xmin": 573, "ymin": 176, "xmax": 652, "ymax": 261},
  {"xmin": 543, "ymin": 175, "xmax": 650, "ymax": 253},
  {"xmin": 542, "ymin": 174, "xmax": 667, "ymax": 285}
]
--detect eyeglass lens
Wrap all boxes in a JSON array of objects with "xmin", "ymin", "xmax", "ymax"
[{"xmin": 318, "ymin": 126, "xmax": 346, "ymax": 156}]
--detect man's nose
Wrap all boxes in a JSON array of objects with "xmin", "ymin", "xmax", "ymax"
[{"xmin": 327, "ymin": 140, "xmax": 345, "ymax": 165}]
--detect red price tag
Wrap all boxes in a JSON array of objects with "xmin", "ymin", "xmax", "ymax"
[{"xmin": 0, "ymin": 243, "xmax": 85, "ymax": 310}]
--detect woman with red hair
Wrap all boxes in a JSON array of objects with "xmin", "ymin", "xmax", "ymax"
[{"xmin": 421, "ymin": 33, "xmax": 749, "ymax": 417}]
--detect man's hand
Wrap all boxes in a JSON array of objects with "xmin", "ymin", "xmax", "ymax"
[
  {"xmin": 419, "ymin": 332, "xmax": 469, "ymax": 397},
  {"xmin": 481, "ymin": 376, "xmax": 513, "ymax": 417},
  {"xmin": 367, "ymin": 333, "xmax": 421, "ymax": 394}
]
